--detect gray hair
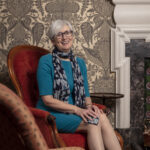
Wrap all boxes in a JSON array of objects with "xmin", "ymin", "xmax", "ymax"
[{"xmin": 49, "ymin": 20, "xmax": 73, "ymax": 40}]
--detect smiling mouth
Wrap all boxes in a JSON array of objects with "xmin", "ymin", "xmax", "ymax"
[{"xmin": 61, "ymin": 41, "xmax": 70, "ymax": 45}]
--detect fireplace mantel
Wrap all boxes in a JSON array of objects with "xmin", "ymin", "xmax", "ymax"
[{"xmin": 111, "ymin": 0, "xmax": 150, "ymax": 128}]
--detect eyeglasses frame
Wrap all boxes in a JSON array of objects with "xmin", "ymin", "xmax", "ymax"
[{"xmin": 55, "ymin": 30, "xmax": 73, "ymax": 39}]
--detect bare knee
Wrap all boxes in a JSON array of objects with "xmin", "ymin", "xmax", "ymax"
[{"xmin": 98, "ymin": 113, "xmax": 111, "ymax": 129}]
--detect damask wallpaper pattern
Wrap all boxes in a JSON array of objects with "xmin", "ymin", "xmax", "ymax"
[{"xmin": 0, "ymin": 0, "xmax": 115, "ymax": 93}]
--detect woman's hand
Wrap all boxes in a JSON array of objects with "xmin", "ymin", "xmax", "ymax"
[
  {"xmin": 87, "ymin": 105, "xmax": 103, "ymax": 117},
  {"xmin": 75, "ymin": 107, "xmax": 98, "ymax": 122}
]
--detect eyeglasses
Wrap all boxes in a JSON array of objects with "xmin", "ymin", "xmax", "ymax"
[{"xmin": 55, "ymin": 30, "xmax": 73, "ymax": 39}]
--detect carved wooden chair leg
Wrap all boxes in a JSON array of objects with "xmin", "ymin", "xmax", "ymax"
[{"xmin": 115, "ymin": 130, "xmax": 124, "ymax": 150}]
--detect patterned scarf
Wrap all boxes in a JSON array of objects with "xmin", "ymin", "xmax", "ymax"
[{"xmin": 52, "ymin": 47, "xmax": 86, "ymax": 108}]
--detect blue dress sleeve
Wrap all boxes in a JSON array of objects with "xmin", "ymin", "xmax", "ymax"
[
  {"xmin": 37, "ymin": 54, "xmax": 53, "ymax": 96},
  {"xmin": 77, "ymin": 57, "xmax": 90, "ymax": 97}
]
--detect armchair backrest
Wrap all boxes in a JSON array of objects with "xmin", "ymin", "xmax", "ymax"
[{"xmin": 7, "ymin": 45, "xmax": 49, "ymax": 107}]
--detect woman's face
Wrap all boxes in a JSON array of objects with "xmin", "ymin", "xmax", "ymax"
[{"xmin": 52, "ymin": 25, "xmax": 73, "ymax": 52}]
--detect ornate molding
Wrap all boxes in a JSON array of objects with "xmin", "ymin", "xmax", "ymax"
[
  {"xmin": 113, "ymin": 0, "xmax": 150, "ymax": 4},
  {"xmin": 111, "ymin": 0, "xmax": 150, "ymax": 128}
]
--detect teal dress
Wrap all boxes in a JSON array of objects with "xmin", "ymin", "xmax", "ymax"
[{"xmin": 36, "ymin": 54, "xmax": 90, "ymax": 133}]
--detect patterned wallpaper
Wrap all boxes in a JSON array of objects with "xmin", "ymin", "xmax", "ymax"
[{"xmin": 0, "ymin": 0, "xmax": 115, "ymax": 93}]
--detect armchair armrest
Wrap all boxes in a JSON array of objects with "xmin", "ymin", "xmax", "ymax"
[
  {"xmin": 29, "ymin": 107, "xmax": 50, "ymax": 118},
  {"xmin": 28, "ymin": 107, "xmax": 66, "ymax": 148},
  {"xmin": 47, "ymin": 115, "xmax": 66, "ymax": 148}
]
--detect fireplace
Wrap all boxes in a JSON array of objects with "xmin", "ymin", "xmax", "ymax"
[
  {"xmin": 109, "ymin": 0, "xmax": 150, "ymax": 149},
  {"xmin": 111, "ymin": 0, "xmax": 150, "ymax": 129},
  {"xmin": 116, "ymin": 39, "xmax": 150, "ymax": 149}
]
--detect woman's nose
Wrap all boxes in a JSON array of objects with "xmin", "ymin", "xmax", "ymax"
[{"xmin": 62, "ymin": 34, "xmax": 67, "ymax": 39}]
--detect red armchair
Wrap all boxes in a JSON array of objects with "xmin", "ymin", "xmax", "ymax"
[{"xmin": 7, "ymin": 45, "xmax": 123, "ymax": 149}]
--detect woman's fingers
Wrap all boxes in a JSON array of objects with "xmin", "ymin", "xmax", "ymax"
[
  {"xmin": 76, "ymin": 107, "xmax": 101, "ymax": 122},
  {"xmin": 81, "ymin": 114, "xmax": 88, "ymax": 122},
  {"xmin": 89, "ymin": 109, "xmax": 97, "ymax": 118},
  {"xmin": 77, "ymin": 108, "xmax": 91, "ymax": 121},
  {"xmin": 83, "ymin": 109, "xmax": 97, "ymax": 121}
]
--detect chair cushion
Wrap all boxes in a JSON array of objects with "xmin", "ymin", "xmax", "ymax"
[{"xmin": 60, "ymin": 133, "xmax": 88, "ymax": 149}]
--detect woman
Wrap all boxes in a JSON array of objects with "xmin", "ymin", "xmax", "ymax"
[{"xmin": 36, "ymin": 19, "xmax": 121, "ymax": 150}]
